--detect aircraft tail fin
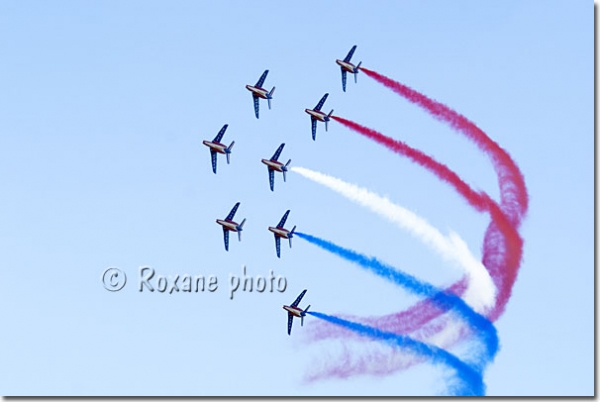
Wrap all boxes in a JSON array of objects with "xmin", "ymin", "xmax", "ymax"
[
  {"xmin": 267, "ymin": 87, "xmax": 276, "ymax": 109},
  {"xmin": 237, "ymin": 218, "xmax": 246, "ymax": 241},
  {"xmin": 282, "ymin": 159, "xmax": 291, "ymax": 182},
  {"xmin": 355, "ymin": 62, "xmax": 362, "ymax": 83},
  {"xmin": 289, "ymin": 225, "xmax": 296, "ymax": 248},
  {"xmin": 225, "ymin": 141, "xmax": 235, "ymax": 164},
  {"xmin": 326, "ymin": 110, "xmax": 334, "ymax": 131},
  {"xmin": 301, "ymin": 305, "xmax": 311, "ymax": 326}
]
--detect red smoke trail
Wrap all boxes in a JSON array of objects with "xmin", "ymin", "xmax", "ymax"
[
  {"xmin": 303, "ymin": 115, "xmax": 521, "ymax": 380},
  {"xmin": 359, "ymin": 67, "xmax": 528, "ymax": 227},
  {"xmin": 305, "ymin": 315, "xmax": 473, "ymax": 383},
  {"xmin": 355, "ymin": 67, "xmax": 527, "ymax": 322},
  {"xmin": 305, "ymin": 72, "xmax": 528, "ymax": 382},
  {"xmin": 332, "ymin": 115, "xmax": 522, "ymax": 321},
  {"xmin": 304, "ymin": 278, "xmax": 468, "ymax": 342}
]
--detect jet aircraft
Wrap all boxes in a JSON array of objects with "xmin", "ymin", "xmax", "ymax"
[
  {"xmin": 246, "ymin": 70, "xmax": 275, "ymax": 119},
  {"xmin": 304, "ymin": 93, "xmax": 333, "ymax": 140},
  {"xmin": 268, "ymin": 210, "xmax": 296, "ymax": 258},
  {"xmin": 282, "ymin": 289, "xmax": 310, "ymax": 335},
  {"xmin": 335, "ymin": 45, "xmax": 362, "ymax": 92},
  {"xmin": 202, "ymin": 124, "xmax": 234, "ymax": 174},
  {"xmin": 216, "ymin": 202, "xmax": 246, "ymax": 251},
  {"xmin": 261, "ymin": 143, "xmax": 291, "ymax": 191}
]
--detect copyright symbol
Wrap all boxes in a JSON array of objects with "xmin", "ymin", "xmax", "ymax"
[{"xmin": 102, "ymin": 267, "xmax": 127, "ymax": 292}]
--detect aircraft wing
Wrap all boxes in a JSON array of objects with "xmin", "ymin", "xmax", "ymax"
[
  {"xmin": 344, "ymin": 45, "xmax": 356, "ymax": 62},
  {"xmin": 253, "ymin": 95, "xmax": 260, "ymax": 119},
  {"xmin": 223, "ymin": 227, "xmax": 229, "ymax": 251},
  {"xmin": 314, "ymin": 93, "xmax": 329, "ymax": 111},
  {"xmin": 268, "ymin": 168, "xmax": 275, "ymax": 191},
  {"xmin": 226, "ymin": 202, "xmax": 240, "ymax": 221},
  {"xmin": 277, "ymin": 210, "xmax": 290, "ymax": 228},
  {"xmin": 270, "ymin": 143, "xmax": 285, "ymax": 161},
  {"xmin": 287, "ymin": 313, "xmax": 294, "ymax": 335},
  {"xmin": 213, "ymin": 124, "xmax": 228, "ymax": 142},
  {"xmin": 256, "ymin": 69, "xmax": 269, "ymax": 87},
  {"xmin": 341, "ymin": 69, "xmax": 347, "ymax": 92},
  {"xmin": 210, "ymin": 150, "xmax": 217, "ymax": 174},
  {"xmin": 311, "ymin": 118, "xmax": 317, "ymax": 141},
  {"xmin": 291, "ymin": 289, "xmax": 307, "ymax": 307},
  {"xmin": 275, "ymin": 234, "xmax": 281, "ymax": 258}
]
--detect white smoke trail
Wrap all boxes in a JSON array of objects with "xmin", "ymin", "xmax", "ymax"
[{"xmin": 292, "ymin": 166, "xmax": 496, "ymax": 313}]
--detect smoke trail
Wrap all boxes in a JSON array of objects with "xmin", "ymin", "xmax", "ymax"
[
  {"xmin": 303, "ymin": 278, "xmax": 468, "ymax": 342},
  {"xmin": 291, "ymin": 165, "xmax": 495, "ymax": 313},
  {"xmin": 359, "ymin": 67, "xmax": 528, "ymax": 225},
  {"xmin": 295, "ymin": 231, "xmax": 498, "ymax": 371},
  {"xmin": 305, "ymin": 311, "xmax": 472, "ymax": 383},
  {"xmin": 332, "ymin": 115, "xmax": 523, "ymax": 320},
  {"xmin": 307, "ymin": 311, "xmax": 484, "ymax": 396},
  {"xmin": 359, "ymin": 67, "xmax": 529, "ymax": 320}
]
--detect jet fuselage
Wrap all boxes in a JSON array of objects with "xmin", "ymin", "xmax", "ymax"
[
  {"xmin": 203, "ymin": 140, "xmax": 227, "ymax": 154},
  {"xmin": 336, "ymin": 59, "xmax": 358, "ymax": 73},
  {"xmin": 268, "ymin": 226, "xmax": 291, "ymax": 239},
  {"xmin": 305, "ymin": 108, "xmax": 329, "ymax": 121},
  {"xmin": 246, "ymin": 85, "xmax": 269, "ymax": 99},
  {"xmin": 283, "ymin": 305, "xmax": 304, "ymax": 317},
  {"xmin": 261, "ymin": 158, "xmax": 285, "ymax": 172},
  {"xmin": 217, "ymin": 219, "xmax": 240, "ymax": 232}
]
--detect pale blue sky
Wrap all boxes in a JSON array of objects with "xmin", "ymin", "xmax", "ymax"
[{"xmin": 0, "ymin": 1, "xmax": 592, "ymax": 396}]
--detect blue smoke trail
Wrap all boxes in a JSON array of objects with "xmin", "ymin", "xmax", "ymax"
[
  {"xmin": 308, "ymin": 311, "xmax": 484, "ymax": 396},
  {"xmin": 296, "ymin": 231, "xmax": 498, "ymax": 372}
]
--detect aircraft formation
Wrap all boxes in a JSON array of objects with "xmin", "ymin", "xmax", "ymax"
[{"xmin": 203, "ymin": 46, "xmax": 361, "ymax": 334}]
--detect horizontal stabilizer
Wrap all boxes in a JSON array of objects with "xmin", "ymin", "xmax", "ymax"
[
  {"xmin": 237, "ymin": 218, "xmax": 245, "ymax": 241},
  {"xmin": 226, "ymin": 141, "xmax": 234, "ymax": 164},
  {"xmin": 283, "ymin": 159, "xmax": 291, "ymax": 182}
]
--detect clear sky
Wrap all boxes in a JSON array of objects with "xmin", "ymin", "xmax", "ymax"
[{"xmin": 0, "ymin": 0, "xmax": 592, "ymax": 396}]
